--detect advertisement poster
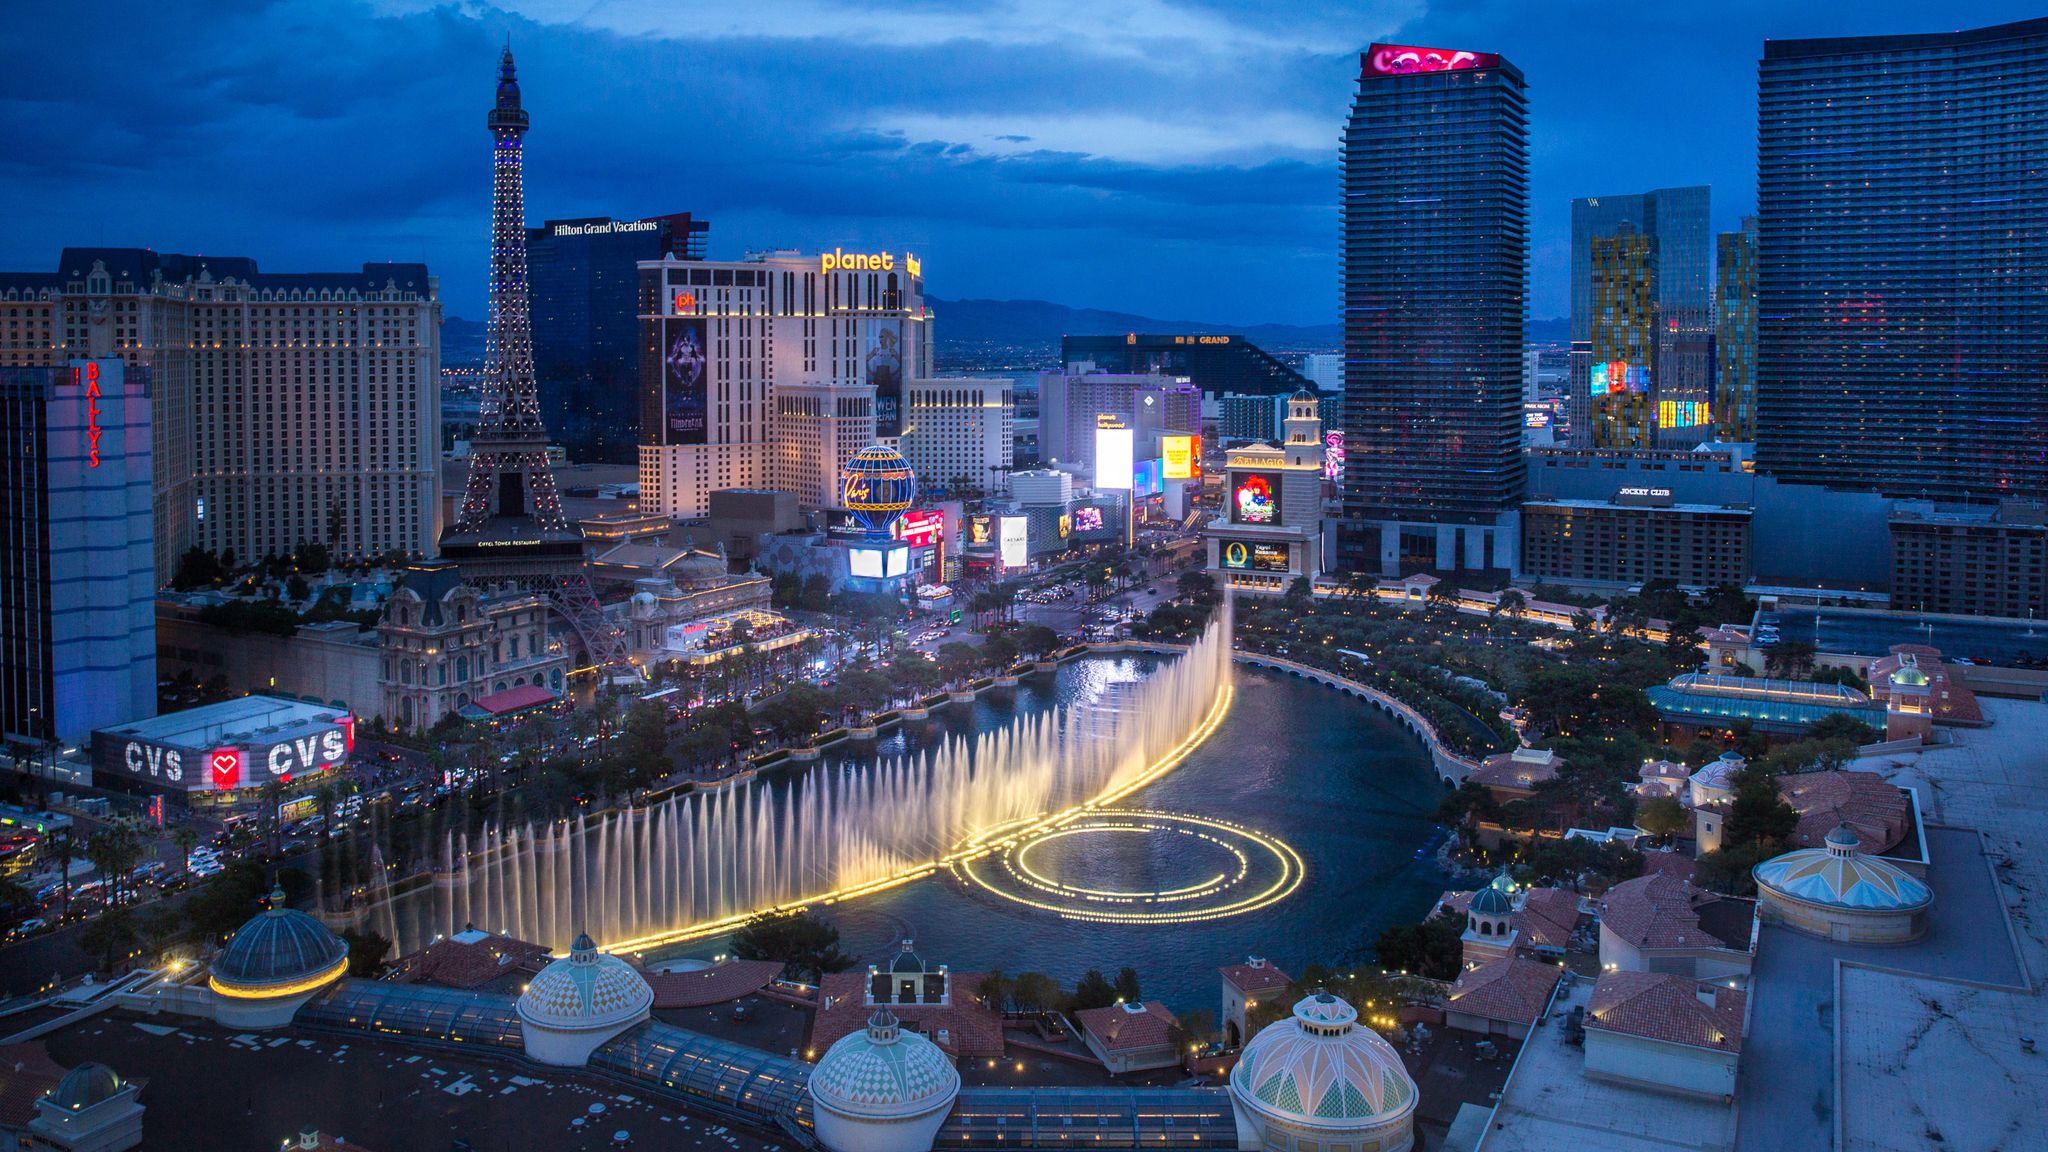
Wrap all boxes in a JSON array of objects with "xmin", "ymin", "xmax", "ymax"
[
  {"xmin": 1323, "ymin": 430, "xmax": 1345, "ymax": 482},
  {"xmin": 967, "ymin": 515, "xmax": 995, "ymax": 548},
  {"xmin": 1073, "ymin": 506, "xmax": 1105, "ymax": 533},
  {"xmin": 663, "ymin": 318, "xmax": 709, "ymax": 445},
  {"xmin": 866, "ymin": 321, "xmax": 905, "ymax": 438},
  {"xmin": 1221, "ymin": 541, "xmax": 1291, "ymax": 572},
  {"xmin": 999, "ymin": 516, "xmax": 1028, "ymax": 569},
  {"xmin": 1161, "ymin": 435, "xmax": 1194, "ymax": 480},
  {"xmin": 1095, "ymin": 425, "xmax": 1134, "ymax": 490},
  {"xmin": 1230, "ymin": 472, "xmax": 1282, "ymax": 525}
]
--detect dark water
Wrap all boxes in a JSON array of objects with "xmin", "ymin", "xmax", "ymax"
[{"xmin": 667, "ymin": 660, "xmax": 1450, "ymax": 1015}]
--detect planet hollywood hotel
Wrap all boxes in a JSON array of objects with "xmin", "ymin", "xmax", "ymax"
[{"xmin": 90, "ymin": 696, "xmax": 353, "ymax": 812}]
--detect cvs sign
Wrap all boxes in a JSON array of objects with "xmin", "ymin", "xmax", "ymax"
[
  {"xmin": 262, "ymin": 729, "xmax": 348, "ymax": 779},
  {"xmin": 122, "ymin": 742, "xmax": 184, "ymax": 783}
]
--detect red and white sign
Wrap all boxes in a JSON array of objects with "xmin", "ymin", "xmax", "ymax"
[
  {"xmin": 896, "ymin": 510, "xmax": 943, "ymax": 548},
  {"xmin": 208, "ymin": 748, "xmax": 243, "ymax": 791}
]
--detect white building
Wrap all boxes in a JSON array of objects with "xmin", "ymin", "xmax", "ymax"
[
  {"xmin": 899, "ymin": 378, "xmax": 1014, "ymax": 497},
  {"xmin": 1205, "ymin": 390, "xmax": 1327, "ymax": 591},
  {"xmin": 807, "ymin": 1007, "xmax": 961, "ymax": 1152},
  {"xmin": 1009, "ymin": 468, "xmax": 1073, "ymax": 508},
  {"xmin": 1301, "ymin": 353, "xmax": 1343, "ymax": 392},
  {"xmin": 1583, "ymin": 970, "xmax": 1745, "ymax": 1100},
  {"xmin": 636, "ymin": 249, "xmax": 931, "ymax": 516},
  {"xmin": 516, "ymin": 932, "xmax": 654, "ymax": 1066},
  {"xmin": 0, "ymin": 249, "xmax": 442, "ymax": 574}
]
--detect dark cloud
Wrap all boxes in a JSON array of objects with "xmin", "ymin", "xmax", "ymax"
[{"xmin": 0, "ymin": 0, "xmax": 2039, "ymax": 326}]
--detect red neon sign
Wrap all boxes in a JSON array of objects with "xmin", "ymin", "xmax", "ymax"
[
  {"xmin": 673, "ymin": 291, "xmax": 697, "ymax": 313},
  {"xmin": 1363, "ymin": 44, "xmax": 1500, "ymax": 77},
  {"xmin": 73, "ymin": 362, "xmax": 104, "ymax": 468},
  {"xmin": 208, "ymin": 747, "xmax": 243, "ymax": 790}
]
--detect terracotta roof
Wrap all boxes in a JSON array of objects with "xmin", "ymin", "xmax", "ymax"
[
  {"xmin": 1600, "ymin": 874, "xmax": 1749, "ymax": 953},
  {"xmin": 1436, "ymin": 886, "xmax": 1580, "ymax": 951},
  {"xmin": 1074, "ymin": 1001, "xmax": 1177, "ymax": 1054},
  {"xmin": 810, "ymin": 970, "xmax": 1003, "ymax": 1059},
  {"xmin": 1635, "ymin": 760, "xmax": 1690, "ymax": 799},
  {"xmin": 1639, "ymin": 850, "xmax": 1700, "ymax": 886},
  {"xmin": 1776, "ymin": 770, "xmax": 1908, "ymax": 854},
  {"xmin": 642, "ymin": 959, "xmax": 782, "ymax": 1009},
  {"xmin": 1869, "ymin": 646, "xmax": 1982, "ymax": 723},
  {"xmin": 0, "ymin": 1042, "xmax": 66, "ymax": 1128},
  {"xmin": 388, "ymin": 932, "xmax": 551, "ymax": 990},
  {"xmin": 1445, "ymin": 957, "xmax": 1560, "ymax": 1027},
  {"xmin": 1219, "ymin": 961, "xmax": 1293, "ymax": 995},
  {"xmin": 1587, "ymin": 971, "xmax": 1744, "ymax": 1053}
]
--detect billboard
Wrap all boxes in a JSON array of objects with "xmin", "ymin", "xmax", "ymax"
[
  {"xmin": 1131, "ymin": 459, "xmax": 1164, "ymax": 498},
  {"xmin": 866, "ymin": 321, "xmax": 905, "ymax": 439},
  {"xmin": 1658, "ymin": 400, "xmax": 1712, "ymax": 428},
  {"xmin": 97, "ymin": 723, "xmax": 349, "ymax": 794},
  {"xmin": 1363, "ymin": 43, "xmax": 1502, "ymax": 77},
  {"xmin": 999, "ymin": 516, "xmax": 1029, "ymax": 569},
  {"xmin": 1221, "ymin": 540, "xmax": 1292, "ymax": 573},
  {"xmin": 1589, "ymin": 361, "xmax": 1649, "ymax": 397},
  {"xmin": 1322, "ymin": 429, "xmax": 1345, "ymax": 482},
  {"xmin": 1073, "ymin": 505, "xmax": 1105, "ymax": 533},
  {"xmin": 1161, "ymin": 435, "xmax": 1194, "ymax": 480},
  {"xmin": 966, "ymin": 514, "xmax": 996, "ymax": 549},
  {"xmin": 848, "ymin": 544, "xmax": 910, "ymax": 579},
  {"xmin": 662, "ymin": 318, "xmax": 709, "ymax": 445},
  {"xmin": 1230, "ymin": 472, "xmax": 1281, "ymax": 526},
  {"xmin": 897, "ymin": 509, "xmax": 944, "ymax": 548},
  {"xmin": 1095, "ymin": 426, "xmax": 1134, "ymax": 490}
]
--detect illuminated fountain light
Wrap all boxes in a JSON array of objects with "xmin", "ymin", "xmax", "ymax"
[{"xmin": 953, "ymin": 810, "xmax": 1305, "ymax": 925}]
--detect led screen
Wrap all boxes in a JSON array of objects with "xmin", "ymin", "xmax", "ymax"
[
  {"xmin": 662, "ymin": 318, "xmax": 709, "ymax": 445},
  {"xmin": 1131, "ymin": 459, "xmax": 1163, "ymax": 498},
  {"xmin": 1073, "ymin": 506, "xmax": 1105, "ymax": 532},
  {"xmin": 1161, "ymin": 435, "xmax": 1194, "ymax": 480},
  {"xmin": 967, "ymin": 515, "xmax": 995, "ymax": 548},
  {"xmin": 1230, "ymin": 472, "xmax": 1282, "ymax": 526},
  {"xmin": 999, "ymin": 516, "xmax": 1029, "ymax": 569},
  {"xmin": 1221, "ymin": 541, "xmax": 1291, "ymax": 572},
  {"xmin": 1322, "ymin": 430, "xmax": 1345, "ymax": 482},
  {"xmin": 848, "ymin": 547, "xmax": 884, "ymax": 579},
  {"xmin": 1095, "ymin": 426, "xmax": 1134, "ymax": 490}
]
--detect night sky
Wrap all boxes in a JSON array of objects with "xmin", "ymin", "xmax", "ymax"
[{"xmin": 3, "ymin": 1, "xmax": 2037, "ymax": 327}]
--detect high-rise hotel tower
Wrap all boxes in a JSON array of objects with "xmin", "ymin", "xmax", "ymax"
[
  {"xmin": 1754, "ymin": 18, "xmax": 2048, "ymax": 503},
  {"xmin": 1339, "ymin": 43, "xmax": 1528, "ymax": 576}
]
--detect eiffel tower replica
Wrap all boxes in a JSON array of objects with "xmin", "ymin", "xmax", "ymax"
[{"xmin": 439, "ymin": 46, "xmax": 630, "ymax": 675}]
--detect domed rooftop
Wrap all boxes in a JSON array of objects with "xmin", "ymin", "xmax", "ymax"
[
  {"xmin": 1470, "ymin": 872, "xmax": 1518, "ymax": 916},
  {"xmin": 1889, "ymin": 665, "xmax": 1930, "ymax": 688},
  {"xmin": 1229, "ymin": 992, "xmax": 1417, "ymax": 1132},
  {"xmin": 1753, "ymin": 824, "xmax": 1932, "ymax": 912},
  {"xmin": 809, "ymin": 1008, "xmax": 960, "ymax": 1121},
  {"xmin": 210, "ymin": 889, "xmax": 348, "ymax": 995},
  {"xmin": 47, "ymin": 1063, "xmax": 125, "ymax": 1112},
  {"xmin": 887, "ymin": 939, "xmax": 927, "ymax": 975},
  {"xmin": 840, "ymin": 446, "xmax": 918, "ymax": 530},
  {"xmin": 517, "ymin": 933, "xmax": 653, "ymax": 1031}
]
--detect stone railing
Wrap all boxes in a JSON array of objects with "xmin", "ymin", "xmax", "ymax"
[{"xmin": 1234, "ymin": 653, "xmax": 1480, "ymax": 786}]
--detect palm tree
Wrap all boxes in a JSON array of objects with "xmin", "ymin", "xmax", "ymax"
[{"xmin": 48, "ymin": 828, "xmax": 76, "ymax": 918}]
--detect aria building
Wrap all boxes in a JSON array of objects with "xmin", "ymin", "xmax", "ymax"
[
  {"xmin": 1339, "ymin": 44, "xmax": 1528, "ymax": 576},
  {"xmin": 1715, "ymin": 217, "xmax": 1759, "ymax": 442},
  {"xmin": 0, "ymin": 248, "xmax": 441, "ymax": 576},
  {"xmin": 1566, "ymin": 186, "xmax": 1714, "ymax": 449},
  {"xmin": 636, "ymin": 249, "xmax": 932, "ymax": 517},
  {"xmin": 1754, "ymin": 17, "xmax": 2048, "ymax": 504}
]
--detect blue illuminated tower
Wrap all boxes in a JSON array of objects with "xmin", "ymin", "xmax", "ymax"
[{"xmin": 441, "ymin": 47, "xmax": 629, "ymax": 672}]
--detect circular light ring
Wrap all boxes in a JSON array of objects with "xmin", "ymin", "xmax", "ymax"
[{"xmin": 956, "ymin": 810, "xmax": 1303, "ymax": 925}]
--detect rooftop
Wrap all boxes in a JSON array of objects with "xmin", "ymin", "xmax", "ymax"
[
  {"xmin": 1073, "ymin": 1001, "xmax": 1176, "ymax": 1054},
  {"xmin": 1444, "ymin": 957, "xmax": 1560, "ymax": 1028},
  {"xmin": 93, "ymin": 695, "xmax": 351, "ymax": 749},
  {"xmin": 1219, "ymin": 960, "xmax": 1293, "ymax": 995},
  {"xmin": 1599, "ymin": 874, "xmax": 1753, "ymax": 954},
  {"xmin": 1775, "ymin": 770, "xmax": 1910, "ymax": 854},
  {"xmin": 1586, "ymin": 971, "xmax": 1743, "ymax": 1054}
]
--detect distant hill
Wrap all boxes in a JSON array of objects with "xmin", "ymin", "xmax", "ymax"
[{"xmin": 443, "ymin": 316, "xmax": 487, "ymax": 365}]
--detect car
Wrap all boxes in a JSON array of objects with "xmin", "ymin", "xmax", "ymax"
[{"xmin": 12, "ymin": 918, "xmax": 46, "ymax": 935}]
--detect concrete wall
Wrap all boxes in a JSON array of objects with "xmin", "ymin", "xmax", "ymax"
[
  {"xmin": 1583, "ymin": 1028, "xmax": 1738, "ymax": 1101},
  {"xmin": 1446, "ymin": 1009, "xmax": 1530, "ymax": 1041},
  {"xmin": 156, "ymin": 614, "xmax": 382, "ymax": 716}
]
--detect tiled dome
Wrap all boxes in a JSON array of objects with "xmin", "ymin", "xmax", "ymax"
[
  {"xmin": 48, "ymin": 1063, "xmax": 125, "ymax": 1112},
  {"xmin": 517, "ymin": 933, "xmax": 653, "ymax": 1031},
  {"xmin": 809, "ymin": 1008, "xmax": 960, "ymax": 1121},
  {"xmin": 1229, "ymin": 992, "xmax": 1417, "ymax": 1131},
  {"xmin": 210, "ymin": 889, "xmax": 348, "ymax": 994},
  {"xmin": 1753, "ymin": 824, "xmax": 1932, "ymax": 912}
]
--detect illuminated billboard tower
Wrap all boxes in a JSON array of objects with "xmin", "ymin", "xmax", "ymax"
[
  {"xmin": 1339, "ymin": 43, "xmax": 1527, "ymax": 577},
  {"xmin": 440, "ymin": 48, "xmax": 629, "ymax": 672},
  {"xmin": 1206, "ymin": 390, "xmax": 1326, "ymax": 592},
  {"xmin": 839, "ymin": 445, "xmax": 918, "ymax": 585}
]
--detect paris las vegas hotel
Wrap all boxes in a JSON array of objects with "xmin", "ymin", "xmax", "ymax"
[{"xmin": 635, "ymin": 247, "xmax": 946, "ymax": 516}]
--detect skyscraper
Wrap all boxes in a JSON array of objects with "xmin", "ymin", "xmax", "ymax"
[
  {"xmin": 1340, "ymin": 43, "xmax": 1527, "ymax": 576},
  {"xmin": 1566, "ymin": 186, "xmax": 1713, "ymax": 448},
  {"xmin": 1, "ymin": 360, "xmax": 154, "ymax": 746},
  {"xmin": 1715, "ymin": 217, "xmax": 1758, "ymax": 442},
  {"xmin": 440, "ymin": 48, "xmax": 627, "ymax": 672},
  {"xmin": 529, "ymin": 212, "xmax": 708, "ymax": 464},
  {"xmin": 1754, "ymin": 18, "xmax": 2048, "ymax": 502}
]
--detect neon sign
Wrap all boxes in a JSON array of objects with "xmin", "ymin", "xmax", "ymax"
[
  {"xmin": 821, "ymin": 248, "xmax": 895, "ymax": 274},
  {"xmin": 672, "ymin": 291, "xmax": 696, "ymax": 312},
  {"xmin": 73, "ymin": 361, "xmax": 103, "ymax": 467},
  {"xmin": 1363, "ymin": 43, "xmax": 1501, "ymax": 77}
]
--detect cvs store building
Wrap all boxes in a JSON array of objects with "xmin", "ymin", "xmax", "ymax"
[{"xmin": 91, "ymin": 696, "xmax": 353, "ymax": 811}]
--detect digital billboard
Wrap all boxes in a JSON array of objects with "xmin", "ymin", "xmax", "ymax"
[
  {"xmin": 1363, "ymin": 43, "xmax": 1501, "ymax": 77},
  {"xmin": 866, "ymin": 321, "xmax": 905, "ymax": 439},
  {"xmin": 662, "ymin": 318, "xmax": 709, "ymax": 445},
  {"xmin": 966, "ymin": 515, "xmax": 995, "ymax": 549},
  {"xmin": 1161, "ymin": 435, "xmax": 1194, "ymax": 480},
  {"xmin": 848, "ymin": 547, "xmax": 884, "ymax": 579},
  {"xmin": 1095, "ymin": 425, "xmax": 1134, "ymax": 490},
  {"xmin": 1221, "ymin": 540, "xmax": 1292, "ymax": 573},
  {"xmin": 1057, "ymin": 513, "xmax": 1071, "ymax": 538},
  {"xmin": 897, "ymin": 509, "xmax": 943, "ymax": 548},
  {"xmin": 1073, "ymin": 505, "xmax": 1105, "ymax": 533},
  {"xmin": 1658, "ymin": 400, "xmax": 1712, "ymax": 428},
  {"xmin": 999, "ymin": 516, "xmax": 1029, "ymax": 569},
  {"xmin": 1589, "ymin": 361, "xmax": 1649, "ymax": 397},
  {"xmin": 1230, "ymin": 472, "xmax": 1281, "ymax": 526},
  {"xmin": 1322, "ymin": 430, "xmax": 1345, "ymax": 482}
]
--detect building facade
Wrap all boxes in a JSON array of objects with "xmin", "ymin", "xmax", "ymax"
[
  {"xmin": 1714, "ymin": 218, "xmax": 1758, "ymax": 442},
  {"xmin": 0, "ymin": 361, "xmax": 155, "ymax": 747},
  {"xmin": 1889, "ymin": 501, "xmax": 2047, "ymax": 619},
  {"xmin": 1567, "ymin": 187, "xmax": 1714, "ymax": 450},
  {"xmin": 1754, "ymin": 18, "xmax": 2048, "ymax": 503},
  {"xmin": 1036, "ymin": 371, "xmax": 1197, "ymax": 469},
  {"xmin": 1206, "ymin": 391, "xmax": 1326, "ymax": 591},
  {"xmin": 0, "ymin": 249, "xmax": 441, "ymax": 575},
  {"xmin": 376, "ymin": 560, "xmax": 569, "ymax": 731},
  {"xmin": 1059, "ymin": 333, "xmax": 1312, "ymax": 395},
  {"xmin": 636, "ymin": 249, "xmax": 932, "ymax": 517},
  {"xmin": 1519, "ymin": 489, "xmax": 1753, "ymax": 590},
  {"xmin": 1341, "ymin": 44, "xmax": 1527, "ymax": 576},
  {"xmin": 529, "ymin": 213, "xmax": 709, "ymax": 464},
  {"xmin": 898, "ymin": 378, "xmax": 1014, "ymax": 498}
]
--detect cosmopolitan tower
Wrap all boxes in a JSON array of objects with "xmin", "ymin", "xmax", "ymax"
[
  {"xmin": 440, "ymin": 48, "xmax": 627, "ymax": 670},
  {"xmin": 1339, "ymin": 44, "xmax": 1528, "ymax": 577}
]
